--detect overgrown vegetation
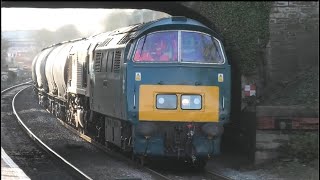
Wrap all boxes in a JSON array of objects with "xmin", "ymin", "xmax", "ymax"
[
  {"xmin": 279, "ymin": 132, "xmax": 319, "ymax": 163},
  {"xmin": 196, "ymin": 2, "xmax": 272, "ymax": 75},
  {"xmin": 101, "ymin": 9, "xmax": 170, "ymax": 32},
  {"xmin": 261, "ymin": 65, "xmax": 319, "ymax": 106},
  {"xmin": 33, "ymin": 24, "xmax": 82, "ymax": 50},
  {"xmin": 1, "ymin": 36, "xmax": 10, "ymax": 70}
]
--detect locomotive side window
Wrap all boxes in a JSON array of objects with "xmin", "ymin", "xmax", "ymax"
[
  {"xmin": 181, "ymin": 32, "xmax": 224, "ymax": 64},
  {"xmin": 133, "ymin": 31, "xmax": 178, "ymax": 62}
]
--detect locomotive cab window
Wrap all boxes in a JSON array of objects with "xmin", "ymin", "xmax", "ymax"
[
  {"xmin": 133, "ymin": 30, "xmax": 225, "ymax": 64},
  {"xmin": 181, "ymin": 32, "xmax": 224, "ymax": 64},
  {"xmin": 133, "ymin": 31, "xmax": 178, "ymax": 62}
]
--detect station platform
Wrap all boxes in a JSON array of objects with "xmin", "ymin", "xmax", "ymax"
[{"xmin": 1, "ymin": 147, "xmax": 30, "ymax": 180}]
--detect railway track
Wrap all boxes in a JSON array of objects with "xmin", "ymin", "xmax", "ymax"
[
  {"xmin": 40, "ymin": 98, "xmax": 232, "ymax": 179},
  {"xmin": 1, "ymin": 82, "xmax": 76, "ymax": 179},
  {"xmin": 11, "ymin": 85, "xmax": 232, "ymax": 180},
  {"xmin": 11, "ymin": 85, "xmax": 92, "ymax": 180},
  {"xmin": 12, "ymin": 86, "xmax": 168, "ymax": 180},
  {"xmin": 55, "ymin": 117, "xmax": 233, "ymax": 180},
  {"xmin": 54, "ymin": 98, "xmax": 232, "ymax": 179},
  {"xmin": 205, "ymin": 170, "xmax": 233, "ymax": 180}
]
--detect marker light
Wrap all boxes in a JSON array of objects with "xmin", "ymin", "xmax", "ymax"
[
  {"xmin": 156, "ymin": 94, "xmax": 177, "ymax": 109},
  {"xmin": 181, "ymin": 95, "xmax": 202, "ymax": 110}
]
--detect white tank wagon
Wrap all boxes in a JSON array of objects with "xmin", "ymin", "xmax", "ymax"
[
  {"xmin": 35, "ymin": 47, "xmax": 55, "ymax": 92},
  {"xmin": 31, "ymin": 54, "xmax": 39, "ymax": 87},
  {"xmin": 51, "ymin": 43, "xmax": 73, "ymax": 101},
  {"xmin": 32, "ymin": 30, "xmax": 127, "ymax": 130},
  {"xmin": 45, "ymin": 45, "xmax": 65, "ymax": 96},
  {"xmin": 45, "ymin": 44, "xmax": 68, "ymax": 113},
  {"xmin": 34, "ymin": 47, "xmax": 55, "ymax": 107},
  {"xmin": 65, "ymin": 33, "xmax": 113, "ymax": 129}
]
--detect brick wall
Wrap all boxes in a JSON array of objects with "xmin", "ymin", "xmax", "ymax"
[{"xmin": 265, "ymin": 1, "xmax": 319, "ymax": 88}]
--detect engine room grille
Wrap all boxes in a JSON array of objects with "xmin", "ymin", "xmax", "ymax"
[
  {"xmin": 117, "ymin": 34, "xmax": 131, "ymax": 45},
  {"xmin": 113, "ymin": 50, "xmax": 121, "ymax": 73},
  {"xmin": 94, "ymin": 52, "xmax": 102, "ymax": 72},
  {"xmin": 98, "ymin": 38, "xmax": 112, "ymax": 47}
]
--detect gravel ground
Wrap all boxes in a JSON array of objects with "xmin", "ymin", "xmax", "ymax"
[
  {"xmin": 14, "ymin": 87, "xmax": 159, "ymax": 180},
  {"xmin": 1, "ymin": 85, "xmax": 75, "ymax": 180},
  {"xmin": 206, "ymin": 152, "xmax": 319, "ymax": 180}
]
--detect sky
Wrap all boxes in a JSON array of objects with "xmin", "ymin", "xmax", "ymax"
[{"xmin": 1, "ymin": 8, "xmax": 136, "ymax": 36}]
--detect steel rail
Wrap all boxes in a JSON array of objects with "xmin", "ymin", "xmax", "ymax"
[
  {"xmin": 205, "ymin": 170, "xmax": 233, "ymax": 180},
  {"xmin": 54, "ymin": 116, "xmax": 173, "ymax": 180},
  {"xmin": 52, "ymin": 105, "xmax": 233, "ymax": 180},
  {"xmin": 15, "ymin": 83, "xmax": 232, "ymax": 180},
  {"xmin": 1, "ymin": 81, "xmax": 32, "ymax": 94},
  {"xmin": 11, "ymin": 86, "xmax": 93, "ymax": 180}
]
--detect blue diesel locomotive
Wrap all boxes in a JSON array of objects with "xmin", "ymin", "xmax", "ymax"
[{"xmin": 32, "ymin": 16, "xmax": 231, "ymax": 167}]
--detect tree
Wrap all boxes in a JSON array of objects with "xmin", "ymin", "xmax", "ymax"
[
  {"xmin": 33, "ymin": 25, "xmax": 82, "ymax": 50},
  {"xmin": 54, "ymin": 24, "xmax": 83, "ymax": 42},
  {"xmin": 1, "ymin": 36, "xmax": 10, "ymax": 70},
  {"xmin": 100, "ymin": 10, "xmax": 170, "ymax": 33},
  {"xmin": 33, "ymin": 28, "xmax": 55, "ymax": 50},
  {"xmin": 101, "ymin": 11, "xmax": 131, "ymax": 32}
]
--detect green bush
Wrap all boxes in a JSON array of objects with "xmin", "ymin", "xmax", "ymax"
[
  {"xmin": 280, "ymin": 132, "xmax": 319, "ymax": 163},
  {"xmin": 197, "ymin": 2, "xmax": 272, "ymax": 75}
]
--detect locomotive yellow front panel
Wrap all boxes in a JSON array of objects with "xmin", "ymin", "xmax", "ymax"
[{"xmin": 139, "ymin": 85, "xmax": 219, "ymax": 122}]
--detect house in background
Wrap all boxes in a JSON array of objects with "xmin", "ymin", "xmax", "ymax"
[{"xmin": 2, "ymin": 30, "xmax": 39, "ymax": 71}]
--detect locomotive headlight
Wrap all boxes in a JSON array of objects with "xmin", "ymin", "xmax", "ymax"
[
  {"xmin": 181, "ymin": 95, "xmax": 202, "ymax": 110},
  {"xmin": 182, "ymin": 98, "xmax": 190, "ymax": 106},
  {"xmin": 156, "ymin": 94, "xmax": 177, "ymax": 109},
  {"xmin": 158, "ymin": 97, "xmax": 165, "ymax": 104}
]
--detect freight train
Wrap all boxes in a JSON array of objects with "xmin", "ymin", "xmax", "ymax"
[{"xmin": 32, "ymin": 16, "xmax": 231, "ymax": 167}]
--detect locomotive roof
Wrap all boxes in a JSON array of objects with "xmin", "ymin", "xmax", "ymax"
[
  {"xmin": 108, "ymin": 16, "xmax": 221, "ymax": 40},
  {"xmin": 41, "ymin": 16, "xmax": 221, "ymax": 51}
]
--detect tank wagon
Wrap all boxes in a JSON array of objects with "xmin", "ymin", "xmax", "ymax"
[{"xmin": 32, "ymin": 16, "xmax": 231, "ymax": 167}]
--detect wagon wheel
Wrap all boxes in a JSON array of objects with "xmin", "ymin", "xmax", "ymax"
[
  {"xmin": 51, "ymin": 101, "xmax": 55, "ymax": 114},
  {"xmin": 131, "ymin": 154, "xmax": 136, "ymax": 161},
  {"xmin": 66, "ymin": 105, "xmax": 73, "ymax": 125},
  {"xmin": 193, "ymin": 159, "xmax": 207, "ymax": 169},
  {"xmin": 132, "ymin": 155, "xmax": 144, "ymax": 167},
  {"xmin": 55, "ymin": 104, "xmax": 59, "ymax": 118},
  {"xmin": 138, "ymin": 156, "xmax": 148, "ymax": 167}
]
